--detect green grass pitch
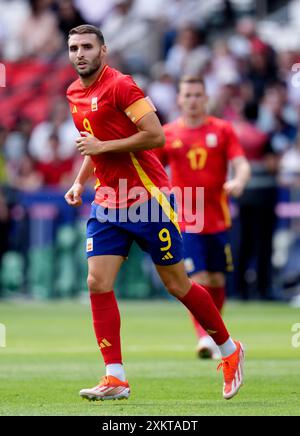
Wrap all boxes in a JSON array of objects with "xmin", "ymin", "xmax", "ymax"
[{"xmin": 0, "ymin": 299, "xmax": 300, "ymax": 416}]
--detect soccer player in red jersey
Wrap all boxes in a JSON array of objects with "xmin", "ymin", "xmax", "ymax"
[
  {"xmin": 65, "ymin": 25, "xmax": 245, "ymax": 401},
  {"xmin": 157, "ymin": 76, "xmax": 251, "ymax": 359}
]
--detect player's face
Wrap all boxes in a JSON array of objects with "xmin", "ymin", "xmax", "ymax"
[
  {"xmin": 68, "ymin": 34, "xmax": 107, "ymax": 78},
  {"xmin": 178, "ymin": 83, "xmax": 208, "ymax": 118}
]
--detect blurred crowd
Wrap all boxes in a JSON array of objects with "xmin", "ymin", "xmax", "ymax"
[{"xmin": 1, "ymin": 0, "xmax": 300, "ymax": 300}]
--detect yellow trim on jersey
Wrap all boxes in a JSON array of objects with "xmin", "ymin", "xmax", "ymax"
[
  {"xmin": 130, "ymin": 152, "xmax": 181, "ymax": 235},
  {"xmin": 97, "ymin": 65, "xmax": 108, "ymax": 82},
  {"xmin": 220, "ymin": 191, "xmax": 232, "ymax": 228},
  {"xmin": 125, "ymin": 98, "xmax": 155, "ymax": 124},
  {"xmin": 94, "ymin": 178, "xmax": 101, "ymax": 189}
]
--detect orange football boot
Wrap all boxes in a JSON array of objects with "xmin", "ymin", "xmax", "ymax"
[
  {"xmin": 218, "ymin": 340, "xmax": 245, "ymax": 400},
  {"xmin": 79, "ymin": 375, "xmax": 130, "ymax": 401}
]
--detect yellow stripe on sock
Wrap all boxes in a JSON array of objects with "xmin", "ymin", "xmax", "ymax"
[{"xmin": 102, "ymin": 338, "xmax": 112, "ymax": 347}]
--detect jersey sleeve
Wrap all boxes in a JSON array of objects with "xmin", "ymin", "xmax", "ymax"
[
  {"xmin": 224, "ymin": 123, "xmax": 245, "ymax": 160},
  {"xmin": 115, "ymin": 75, "xmax": 155, "ymax": 124}
]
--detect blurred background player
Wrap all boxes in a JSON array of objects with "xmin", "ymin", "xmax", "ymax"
[
  {"xmin": 157, "ymin": 76, "xmax": 251, "ymax": 359},
  {"xmin": 65, "ymin": 25, "xmax": 245, "ymax": 401}
]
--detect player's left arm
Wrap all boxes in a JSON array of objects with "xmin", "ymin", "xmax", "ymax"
[{"xmin": 223, "ymin": 156, "xmax": 251, "ymax": 198}]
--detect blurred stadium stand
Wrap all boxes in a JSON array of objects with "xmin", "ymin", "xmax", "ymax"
[{"xmin": 1, "ymin": 0, "xmax": 300, "ymax": 304}]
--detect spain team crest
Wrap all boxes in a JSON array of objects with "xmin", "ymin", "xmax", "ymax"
[
  {"xmin": 206, "ymin": 133, "xmax": 218, "ymax": 147},
  {"xmin": 91, "ymin": 97, "xmax": 98, "ymax": 112}
]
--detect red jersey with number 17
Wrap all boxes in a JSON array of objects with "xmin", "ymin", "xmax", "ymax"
[
  {"xmin": 66, "ymin": 65, "xmax": 171, "ymax": 208},
  {"xmin": 157, "ymin": 117, "xmax": 244, "ymax": 234}
]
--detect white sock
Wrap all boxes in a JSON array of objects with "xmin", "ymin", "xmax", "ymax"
[
  {"xmin": 218, "ymin": 338, "xmax": 237, "ymax": 358},
  {"xmin": 106, "ymin": 364, "xmax": 126, "ymax": 382}
]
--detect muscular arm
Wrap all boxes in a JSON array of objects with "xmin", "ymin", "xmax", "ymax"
[
  {"xmin": 224, "ymin": 156, "xmax": 251, "ymax": 198},
  {"xmin": 74, "ymin": 156, "xmax": 95, "ymax": 185},
  {"xmin": 76, "ymin": 112, "xmax": 165, "ymax": 156},
  {"xmin": 65, "ymin": 156, "xmax": 94, "ymax": 207}
]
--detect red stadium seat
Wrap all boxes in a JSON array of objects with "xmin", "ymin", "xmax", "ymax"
[
  {"xmin": 8, "ymin": 60, "xmax": 51, "ymax": 89},
  {"xmin": 1, "ymin": 60, "xmax": 75, "ymax": 128},
  {"xmin": 21, "ymin": 95, "xmax": 50, "ymax": 125}
]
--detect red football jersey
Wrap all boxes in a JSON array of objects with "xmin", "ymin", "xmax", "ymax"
[
  {"xmin": 67, "ymin": 65, "xmax": 171, "ymax": 208},
  {"xmin": 158, "ymin": 116, "xmax": 245, "ymax": 234}
]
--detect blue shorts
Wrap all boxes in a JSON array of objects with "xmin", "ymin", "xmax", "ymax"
[
  {"xmin": 182, "ymin": 231, "xmax": 234, "ymax": 275},
  {"xmin": 86, "ymin": 194, "xmax": 183, "ymax": 266}
]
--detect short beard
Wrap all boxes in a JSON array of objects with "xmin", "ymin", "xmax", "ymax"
[{"xmin": 76, "ymin": 63, "xmax": 101, "ymax": 78}]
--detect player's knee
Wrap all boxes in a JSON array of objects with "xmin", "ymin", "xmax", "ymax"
[
  {"xmin": 87, "ymin": 274, "xmax": 112, "ymax": 294},
  {"xmin": 207, "ymin": 273, "xmax": 225, "ymax": 288},
  {"xmin": 164, "ymin": 279, "xmax": 189, "ymax": 299},
  {"xmin": 191, "ymin": 271, "xmax": 209, "ymax": 286}
]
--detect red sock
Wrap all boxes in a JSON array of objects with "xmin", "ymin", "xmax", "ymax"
[
  {"xmin": 179, "ymin": 282, "xmax": 229, "ymax": 345},
  {"xmin": 90, "ymin": 291, "xmax": 122, "ymax": 365},
  {"xmin": 190, "ymin": 286, "xmax": 226, "ymax": 339},
  {"xmin": 190, "ymin": 313, "xmax": 208, "ymax": 338},
  {"xmin": 208, "ymin": 286, "xmax": 226, "ymax": 313}
]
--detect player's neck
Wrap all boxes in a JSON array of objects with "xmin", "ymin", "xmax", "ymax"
[
  {"xmin": 182, "ymin": 115, "xmax": 207, "ymax": 128},
  {"xmin": 79, "ymin": 63, "xmax": 106, "ymax": 88}
]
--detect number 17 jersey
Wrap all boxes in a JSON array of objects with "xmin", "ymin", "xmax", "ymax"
[{"xmin": 158, "ymin": 117, "xmax": 245, "ymax": 234}]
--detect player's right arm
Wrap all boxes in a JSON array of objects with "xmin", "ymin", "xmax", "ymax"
[{"xmin": 64, "ymin": 156, "xmax": 94, "ymax": 207}]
